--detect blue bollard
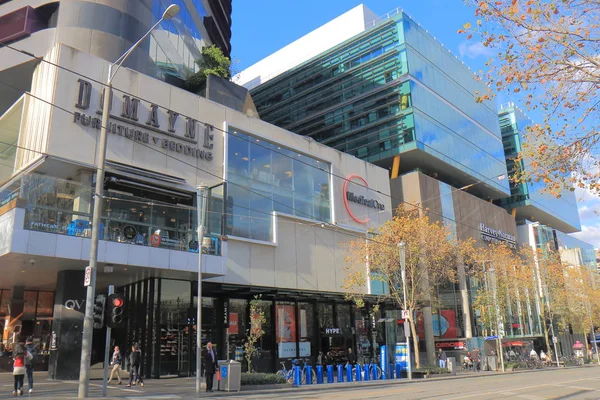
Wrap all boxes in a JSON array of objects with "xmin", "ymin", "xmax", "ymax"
[
  {"xmin": 327, "ymin": 365, "xmax": 334, "ymax": 383},
  {"xmin": 371, "ymin": 364, "xmax": 378, "ymax": 380},
  {"xmin": 395, "ymin": 363, "xmax": 402, "ymax": 379},
  {"xmin": 346, "ymin": 364, "xmax": 353, "ymax": 382},
  {"xmin": 388, "ymin": 364, "xmax": 395, "ymax": 379},
  {"xmin": 293, "ymin": 365, "xmax": 301, "ymax": 386},
  {"xmin": 306, "ymin": 365, "xmax": 313, "ymax": 385},
  {"xmin": 316, "ymin": 365, "xmax": 324, "ymax": 384},
  {"xmin": 355, "ymin": 364, "xmax": 362, "ymax": 382},
  {"xmin": 337, "ymin": 364, "xmax": 344, "ymax": 382},
  {"xmin": 363, "ymin": 364, "xmax": 370, "ymax": 381}
]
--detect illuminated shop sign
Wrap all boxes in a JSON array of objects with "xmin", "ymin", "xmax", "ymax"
[
  {"xmin": 343, "ymin": 175, "xmax": 385, "ymax": 224},
  {"xmin": 480, "ymin": 223, "xmax": 516, "ymax": 249},
  {"xmin": 72, "ymin": 79, "xmax": 214, "ymax": 162}
]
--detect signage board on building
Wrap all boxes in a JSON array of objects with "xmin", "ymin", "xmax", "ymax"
[
  {"xmin": 342, "ymin": 175, "xmax": 384, "ymax": 224},
  {"xmin": 435, "ymin": 341, "xmax": 466, "ymax": 350},
  {"xmin": 72, "ymin": 79, "xmax": 215, "ymax": 163},
  {"xmin": 480, "ymin": 223, "xmax": 517, "ymax": 249}
]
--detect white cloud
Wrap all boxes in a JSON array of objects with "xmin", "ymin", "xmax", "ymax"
[
  {"xmin": 458, "ymin": 41, "xmax": 494, "ymax": 60},
  {"xmin": 571, "ymin": 225, "xmax": 600, "ymax": 248}
]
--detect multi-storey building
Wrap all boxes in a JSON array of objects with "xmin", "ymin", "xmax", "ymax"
[
  {"xmin": 236, "ymin": 4, "xmax": 595, "ymax": 365},
  {"xmin": 0, "ymin": 0, "xmax": 231, "ymax": 87}
]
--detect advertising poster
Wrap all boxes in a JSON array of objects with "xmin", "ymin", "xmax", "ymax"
[
  {"xmin": 276, "ymin": 305, "xmax": 297, "ymax": 358},
  {"xmin": 395, "ymin": 343, "xmax": 408, "ymax": 371},
  {"xmin": 416, "ymin": 309, "xmax": 457, "ymax": 339},
  {"xmin": 228, "ymin": 312, "xmax": 238, "ymax": 335}
]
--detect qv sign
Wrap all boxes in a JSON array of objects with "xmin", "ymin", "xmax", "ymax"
[{"xmin": 64, "ymin": 299, "xmax": 85, "ymax": 311}]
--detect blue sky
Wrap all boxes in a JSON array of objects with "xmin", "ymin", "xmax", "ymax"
[{"xmin": 230, "ymin": 0, "xmax": 600, "ymax": 248}]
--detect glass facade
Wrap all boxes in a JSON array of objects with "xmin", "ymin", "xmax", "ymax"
[
  {"xmin": 0, "ymin": 173, "xmax": 224, "ymax": 255},
  {"xmin": 226, "ymin": 128, "xmax": 331, "ymax": 241},
  {"xmin": 496, "ymin": 104, "xmax": 581, "ymax": 231},
  {"xmin": 250, "ymin": 13, "xmax": 510, "ymax": 196}
]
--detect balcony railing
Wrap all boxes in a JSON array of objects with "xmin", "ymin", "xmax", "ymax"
[{"xmin": 1, "ymin": 173, "xmax": 223, "ymax": 256}]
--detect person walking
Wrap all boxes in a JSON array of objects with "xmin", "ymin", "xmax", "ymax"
[
  {"xmin": 317, "ymin": 351, "xmax": 324, "ymax": 366},
  {"xmin": 127, "ymin": 344, "xmax": 144, "ymax": 388},
  {"xmin": 12, "ymin": 345, "xmax": 30, "ymax": 396},
  {"xmin": 24, "ymin": 337, "xmax": 37, "ymax": 394},
  {"xmin": 346, "ymin": 348, "xmax": 355, "ymax": 366},
  {"xmin": 107, "ymin": 346, "xmax": 122, "ymax": 385},
  {"xmin": 203, "ymin": 342, "xmax": 217, "ymax": 393},
  {"xmin": 438, "ymin": 348, "xmax": 447, "ymax": 369}
]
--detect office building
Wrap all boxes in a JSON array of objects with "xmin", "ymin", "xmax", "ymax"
[{"xmin": 236, "ymin": 4, "xmax": 595, "ymax": 364}]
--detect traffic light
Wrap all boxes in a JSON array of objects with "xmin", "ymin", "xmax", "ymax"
[
  {"xmin": 93, "ymin": 295, "xmax": 106, "ymax": 329},
  {"xmin": 106, "ymin": 293, "xmax": 125, "ymax": 328}
]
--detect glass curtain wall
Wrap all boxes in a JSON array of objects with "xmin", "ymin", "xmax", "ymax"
[{"xmin": 226, "ymin": 129, "xmax": 331, "ymax": 241}]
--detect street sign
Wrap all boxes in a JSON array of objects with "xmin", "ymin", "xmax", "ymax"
[
  {"xmin": 402, "ymin": 310, "xmax": 411, "ymax": 320},
  {"xmin": 553, "ymin": 336, "xmax": 558, "ymax": 343},
  {"xmin": 84, "ymin": 266, "xmax": 92, "ymax": 286},
  {"xmin": 404, "ymin": 321, "xmax": 411, "ymax": 337}
]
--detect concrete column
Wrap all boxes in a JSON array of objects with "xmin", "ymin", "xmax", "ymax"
[
  {"xmin": 457, "ymin": 262, "xmax": 473, "ymax": 338},
  {"xmin": 48, "ymin": 270, "xmax": 87, "ymax": 380}
]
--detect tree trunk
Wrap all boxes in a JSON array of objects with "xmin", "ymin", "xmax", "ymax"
[{"xmin": 410, "ymin": 317, "xmax": 420, "ymax": 369}]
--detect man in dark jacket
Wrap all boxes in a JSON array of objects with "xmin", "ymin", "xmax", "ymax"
[
  {"xmin": 203, "ymin": 342, "xmax": 217, "ymax": 392},
  {"xmin": 24, "ymin": 337, "xmax": 37, "ymax": 394},
  {"xmin": 127, "ymin": 344, "xmax": 144, "ymax": 387}
]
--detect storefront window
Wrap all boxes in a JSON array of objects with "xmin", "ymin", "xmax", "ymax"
[
  {"xmin": 275, "ymin": 302, "xmax": 297, "ymax": 359},
  {"xmin": 23, "ymin": 291, "xmax": 37, "ymax": 320},
  {"xmin": 318, "ymin": 304, "xmax": 334, "ymax": 329},
  {"xmin": 298, "ymin": 303, "xmax": 315, "ymax": 359},
  {"xmin": 336, "ymin": 304, "xmax": 352, "ymax": 330},
  {"xmin": 36, "ymin": 292, "xmax": 54, "ymax": 319},
  {"xmin": 160, "ymin": 280, "xmax": 192, "ymax": 376},
  {"xmin": 0, "ymin": 289, "xmax": 10, "ymax": 317},
  {"xmin": 228, "ymin": 299, "xmax": 247, "ymax": 362},
  {"xmin": 227, "ymin": 129, "xmax": 331, "ymax": 242},
  {"xmin": 252, "ymin": 300, "xmax": 273, "ymax": 372}
]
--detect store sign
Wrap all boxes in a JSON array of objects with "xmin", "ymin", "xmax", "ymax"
[
  {"xmin": 324, "ymin": 328, "xmax": 340, "ymax": 335},
  {"xmin": 223, "ymin": 300, "xmax": 229, "ymax": 328},
  {"xmin": 64, "ymin": 299, "xmax": 85, "ymax": 311},
  {"xmin": 435, "ymin": 341, "xmax": 466, "ymax": 350},
  {"xmin": 50, "ymin": 331, "xmax": 57, "ymax": 350},
  {"xmin": 480, "ymin": 223, "xmax": 517, "ymax": 249},
  {"xmin": 343, "ymin": 175, "xmax": 385, "ymax": 224},
  {"xmin": 122, "ymin": 225, "xmax": 137, "ymax": 240},
  {"xmin": 72, "ymin": 79, "xmax": 214, "ymax": 162}
]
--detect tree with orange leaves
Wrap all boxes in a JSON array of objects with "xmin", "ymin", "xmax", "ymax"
[
  {"xmin": 343, "ymin": 207, "xmax": 473, "ymax": 368},
  {"xmin": 460, "ymin": 0, "xmax": 600, "ymax": 196}
]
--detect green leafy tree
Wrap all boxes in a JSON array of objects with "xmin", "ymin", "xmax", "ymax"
[
  {"xmin": 244, "ymin": 295, "xmax": 266, "ymax": 373},
  {"xmin": 186, "ymin": 45, "xmax": 231, "ymax": 92}
]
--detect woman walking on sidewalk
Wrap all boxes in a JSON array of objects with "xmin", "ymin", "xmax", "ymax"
[
  {"xmin": 12, "ymin": 345, "xmax": 31, "ymax": 396},
  {"xmin": 107, "ymin": 345, "xmax": 122, "ymax": 385}
]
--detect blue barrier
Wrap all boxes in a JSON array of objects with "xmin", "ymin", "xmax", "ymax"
[
  {"xmin": 293, "ymin": 365, "xmax": 301, "ymax": 386},
  {"xmin": 346, "ymin": 364, "xmax": 352, "ymax": 382},
  {"xmin": 306, "ymin": 366, "xmax": 313, "ymax": 385},
  {"xmin": 363, "ymin": 364, "xmax": 370, "ymax": 381},
  {"xmin": 337, "ymin": 364, "xmax": 344, "ymax": 382},
  {"xmin": 355, "ymin": 364, "xmax": 362, "ymax": 381},
  {"xmin": 316, "ymin": 365, "xmax": 324, "ymax": 384},
  {"xmin": 388, "ymin": 364, "xmax": 395, "ymax": 379},
  {"xmin": 371, "ymin": 364, "xmax": 378, "ymax": 380},
  {"xmin": 395, "ymin": 363, "xmax": 402, "ymax": 379},
  {"xmin": 327, "ymin": 365, "xmax": 334, "ymax": 383}
]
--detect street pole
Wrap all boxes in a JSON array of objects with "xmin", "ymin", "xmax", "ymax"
[
  {"xmin": 398, "ymin": 242, "xmax": 412, "ymax": 380},
  {"xmin": 77, "ymin": 6, "xmax": 180, "ymax": 398},
  {"xmin": 102, "ymin": 285, "xmax": 114, "ymax": 397},
  {"xmin": 78, "ymin": 75, "xmax": 111, "ymax": 399},
  {"xmin": 196, "ymin": 185, "xmax": 208, "ymax": 394}
]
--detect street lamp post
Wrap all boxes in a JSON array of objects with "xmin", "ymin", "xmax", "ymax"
[
  {"xmin": 398, "ymin": 242, "xmax": 412, "ymax": 380},
  {"xmin": 196, "ymin": 185, "xmax": 208, "ymax": 394},
  {"xmin": 77, "ymin": 5, "xmax": 180, "ymax": 399}
]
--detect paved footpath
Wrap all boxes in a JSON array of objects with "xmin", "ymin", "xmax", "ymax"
[{"xmin": 0, "ymin": 365, "xmax": 598, "ymax": 399}]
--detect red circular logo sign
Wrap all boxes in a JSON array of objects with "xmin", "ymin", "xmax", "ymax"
[
  {"xmin": 150, "ymin": 234, "xmax": 162, "ymax": 247},
  {"xmin": 343, "ymin": 175, "xmax": 371, "ymax": 224}
]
